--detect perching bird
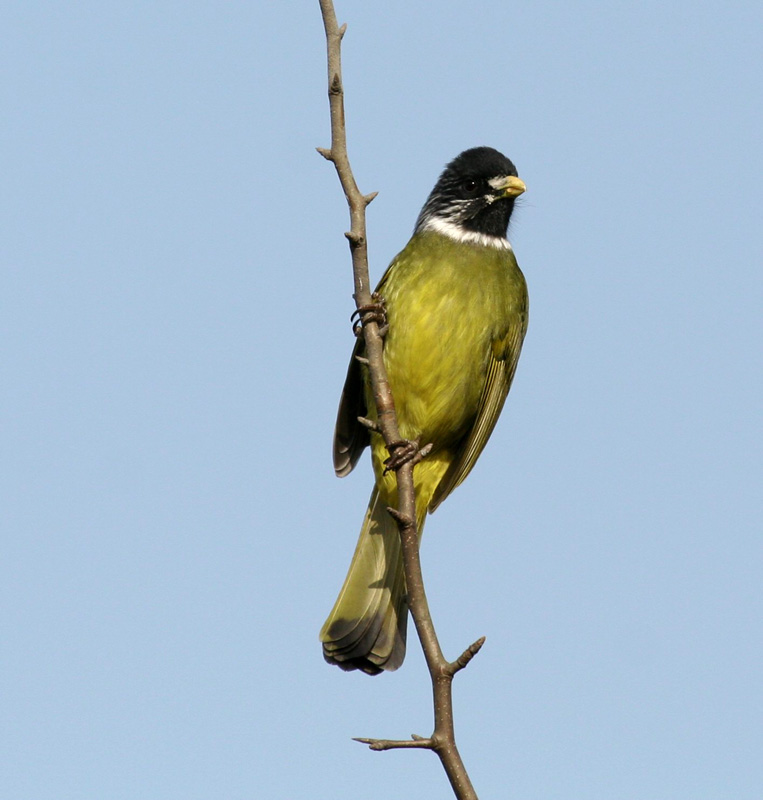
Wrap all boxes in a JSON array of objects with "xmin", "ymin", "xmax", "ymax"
[{"xmin": 320, "ymin": 147, "xmax": 528, "ymax": 674}]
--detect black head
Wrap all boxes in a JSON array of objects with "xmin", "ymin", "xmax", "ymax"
[{"xmin": 415, "ymin": 147, "xmax": 525, "ymax": 241}]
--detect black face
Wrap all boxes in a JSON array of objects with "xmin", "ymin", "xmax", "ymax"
[{"xmin": 415, "ymin": 147, "xmax": 520, "ymax": 239}]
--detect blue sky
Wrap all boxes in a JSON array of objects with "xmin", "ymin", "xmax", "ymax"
[{"xmin": 2, "ymin": 1, "xmax": 761, "ymax": 798}]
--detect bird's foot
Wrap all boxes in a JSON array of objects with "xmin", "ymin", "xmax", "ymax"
[
  {"xmin": 352, "ymin": 292, "xmax": 388, "ymax": 337},
  {"xmin": 383, "ymin": 439, "xmax": 433, "ymax": 474}
]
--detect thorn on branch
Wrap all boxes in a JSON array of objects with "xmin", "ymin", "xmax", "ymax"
[
  {"xmin": 386, "ymin": 506, "xmax": 414, "ymax": 528},
  {"xmin": 415, "ymin": 442, "xmax": 434, "ymax": 462},
  {"xmin": 316, "ymin": 146, "xmax": 333, "ymax": 161},
  {"xmin": 449, "ymin": 636, "xmax": 486, "ymax": 675},
  {"xmin": 344, "ymin": 231, "xmax": 364, "ymax": 248},
  {"xmin": 338, "ymin": 22, "xmax": 347, "ymax": 38},
  {"xmin": 352, "ymin": 738, "xmax": 385, "ymax": 751},
  {"xmin": 364, "ymin": 191, "xmax": 379, "ymax": 205},
  {"xmin": 357, "ymin": 416, "xmax": 379, "ymax": 432},
  {"xmin": 354, "ymin": 354, "xmax": 369, "ymax": 365}
]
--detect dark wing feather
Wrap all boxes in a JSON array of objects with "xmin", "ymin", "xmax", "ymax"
[
  {"xmin": 333, "ymin": 336, "xmax": 370, "ymax": 477},
  {"xmin": 332, "ymin": 262, "xmax": 400, "ymax": 477}
]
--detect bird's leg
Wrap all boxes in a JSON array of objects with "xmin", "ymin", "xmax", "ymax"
[
  {"xmin": 383, "ymin": 440, "xmax": 433, "ymax": 474},
  {"xmin": 352, "ymin": 292, "xmax": 388, "ymax": 337}
]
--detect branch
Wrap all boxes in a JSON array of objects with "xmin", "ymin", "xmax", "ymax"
[
  {"xmin": 316, "ymin": 1, "xmax": 399, "ymax": 448},
  {"xmin": 318, "ymin": 3, "xmax": 482, "ymax": 799}
]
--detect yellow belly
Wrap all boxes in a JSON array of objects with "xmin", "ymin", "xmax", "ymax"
[{"xmin": 365, "ymin": 230, "xmax": 527, "ymax": 510}]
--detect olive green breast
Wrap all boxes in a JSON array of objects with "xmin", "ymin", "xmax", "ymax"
[{"xmin": 374, "ymin": 230, "xmax": 527, "ymax": 447}]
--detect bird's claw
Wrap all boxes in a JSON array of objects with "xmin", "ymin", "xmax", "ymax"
[
  {"xmin": 351, "ymin": 293, "xmax": 388, "ymax": 337},
  {"xmin": 383, "ymin": 439, "xmax": 432, "ymax": 474}
]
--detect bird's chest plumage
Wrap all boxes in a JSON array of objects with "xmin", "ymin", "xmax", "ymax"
[{"xmin": 376, "ymin": 232, "xmax": 524, "ymax": 446}]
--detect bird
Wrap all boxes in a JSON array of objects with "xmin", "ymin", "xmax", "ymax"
[{"xmin": 320, "ymin": 146, "xmax": 528, "ymax": 674}]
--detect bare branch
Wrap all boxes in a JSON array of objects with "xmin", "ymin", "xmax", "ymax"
[{"xmin": 318, "ymin": 3, "xmax": 483, "ymax": 799}]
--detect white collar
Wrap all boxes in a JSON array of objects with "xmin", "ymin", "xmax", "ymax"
[{"xmin": 418, "ymin": 217, "xmax": 513, "ymax": 251}]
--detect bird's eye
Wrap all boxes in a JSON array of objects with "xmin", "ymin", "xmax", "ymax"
[{"xmin": 462, "ymin": 178, "xmax": 479, "ymax": 195}]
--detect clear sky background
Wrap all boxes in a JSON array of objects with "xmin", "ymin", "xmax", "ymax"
[{"xmin": 2, "ymin": 2, "xmax": 761, "ymax": 798}]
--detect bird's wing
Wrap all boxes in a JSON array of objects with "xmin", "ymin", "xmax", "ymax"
[
  {"xmin": 429, "ymin": 314, "xmax": 527, "ymax": 511},
  {"xmin": 332, "ymin": 259, "xmax": 400, "ymax": 477},
  {"xmin": 333, "ymin": 335, "xmax": 370, "ymax": 477}
]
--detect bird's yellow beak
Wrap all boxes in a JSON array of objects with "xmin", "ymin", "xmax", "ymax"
[{"xmin": 491, "ymin": 175, "xmax": 526, "ymax": 198}]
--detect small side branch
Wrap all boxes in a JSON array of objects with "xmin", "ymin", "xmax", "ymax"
[{"xmin": 353, "ymin": 735, "xmax": 433, "ymax": 751}]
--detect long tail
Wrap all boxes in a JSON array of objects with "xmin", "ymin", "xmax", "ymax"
[{"xmin": 320, "ymin": 487, "xmax": 426, "ymax": 674}]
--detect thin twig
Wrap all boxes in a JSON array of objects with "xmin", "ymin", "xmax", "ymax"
[
  {"xmin": 317, "ymin": 3, "xmax": 482, "ymax": 799},
  {"xmin": 353, "ymin": 736, "xmax": 433, "ymax": 751}
]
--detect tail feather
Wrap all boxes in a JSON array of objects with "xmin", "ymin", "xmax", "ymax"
[{"xmin": 320, "ymin": 487, "xmax": 423, "ymax": 674}]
